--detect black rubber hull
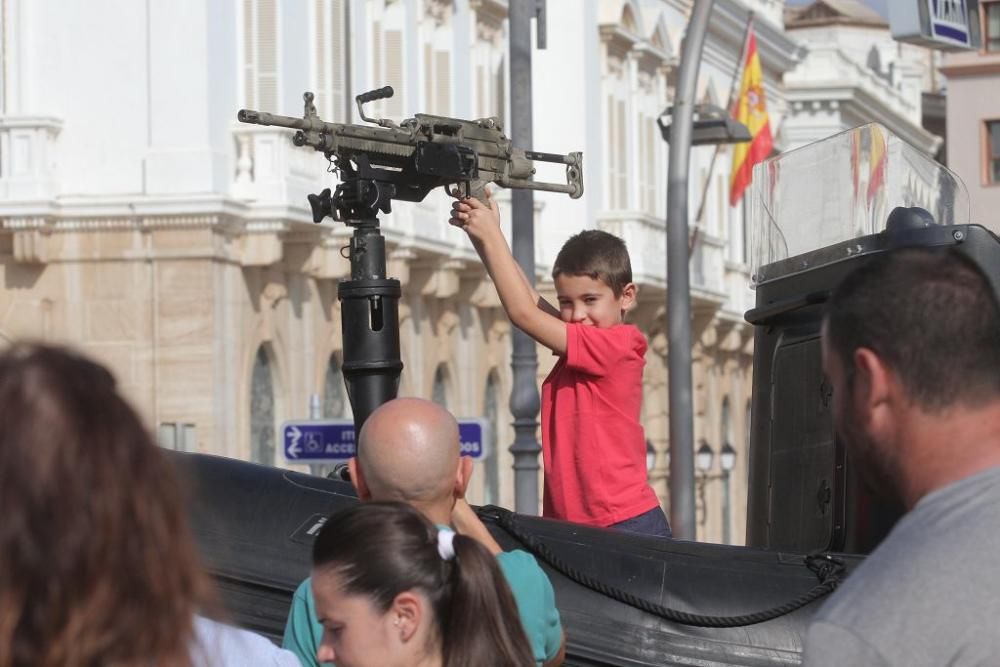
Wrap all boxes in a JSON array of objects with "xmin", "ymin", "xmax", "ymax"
[{"xmin": 172, "ymin": 452, "xmax": 862, "ymax": 666}]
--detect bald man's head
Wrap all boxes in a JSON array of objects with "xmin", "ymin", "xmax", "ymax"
[{"xmin": 354, "ymin": 398, "xmax": 465, "ymax": 506}]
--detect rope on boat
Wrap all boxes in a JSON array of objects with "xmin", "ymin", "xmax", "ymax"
[{"xmin": 487, "ymin": 506, "xmax": 846, "ymax": 628}]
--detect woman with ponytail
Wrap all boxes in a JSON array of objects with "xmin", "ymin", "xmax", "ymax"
[{"xmin": 311, "ymin": 501, "xmax": 535, "ymax": 667}]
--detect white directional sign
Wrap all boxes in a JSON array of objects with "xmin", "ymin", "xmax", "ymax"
[{"xmin": 281, "ymin": 418, "xmax": 490, "ymax": 462}]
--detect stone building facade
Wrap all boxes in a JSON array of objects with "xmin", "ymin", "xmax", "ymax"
[{"xmin": 0, "ymin": 0, "xmax": 800, "ymax": 543}]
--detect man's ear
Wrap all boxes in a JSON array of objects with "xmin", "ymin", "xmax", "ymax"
[
  {"xmin": 455, "ymin": 456, "xmax": 473, "ymax": 499},
  {"xmin": 390, "ymin": 591, "xmax": 424, "ymax": 643},
  {"xmin": 348, "ymin": 458, "xmax": 372, "ymax": 501},
  {"xmin": 620, "ymin": 282, "xmax": 638, "ymax": 312},
  {"xmin": 853, "ymin": 347, "xmax": 893, "ymax": 414}
]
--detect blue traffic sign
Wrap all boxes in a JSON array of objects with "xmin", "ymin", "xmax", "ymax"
[
  {"xmin": 282, "ymin": 418, "xmax": 490, "ymax": 462},
  {"xmin": 282, "ymin": 420, "xmax": 356, "ymax": 462}
]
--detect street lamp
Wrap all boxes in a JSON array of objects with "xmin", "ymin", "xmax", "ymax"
[
  {"xmin": 696, "ymin": 440, "xmax": 714, "ymax": 473},
  {"xmin": 695, "ymin": 440, "xmax": 739, "ymax": 544},
  {"xmin": 720, "ymin": 442, "xmax": 737, "ymax": 473},
  {"xmin": 657, "ymin": 104, "xmax": 751, "ymax": 146}
]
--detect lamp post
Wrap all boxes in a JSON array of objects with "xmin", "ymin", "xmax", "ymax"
[
  {"xmin": 695, "ymin": 440, "xmax": 738, "ymax": 543},
  {"xmin": 720, "ymin": 442, "xmax": 737, "ymax": 544}
]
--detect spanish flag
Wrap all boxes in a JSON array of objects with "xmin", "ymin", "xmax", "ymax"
[{"xmin": 729, "ymin": 29, "xmax": 773, "ymax": 206}]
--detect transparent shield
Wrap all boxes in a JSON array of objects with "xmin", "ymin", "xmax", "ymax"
[{"xmin": 749, "ymin": 123, "xmax": 970, "ymax": 287}]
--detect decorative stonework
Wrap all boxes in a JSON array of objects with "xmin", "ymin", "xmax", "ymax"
[{"xmin": 424, "ymin": 0, "xmax": 451, "ymax": 27}]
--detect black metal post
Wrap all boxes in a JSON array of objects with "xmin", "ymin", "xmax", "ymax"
[
  {"xmin": 338, "ymin": 218, "xmax": 403, "ymax": 432},
  {"xmin": 667, "ymin": 0, "xmax": 715, "ymax": 540},
  {"xmin": 508, "ymin": 0, "xmax": 542, "ymax": 514}
]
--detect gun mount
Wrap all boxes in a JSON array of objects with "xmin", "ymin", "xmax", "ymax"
[{"xmin": 237, "ymin": 88, "xmax": 584, "ymax": 431}]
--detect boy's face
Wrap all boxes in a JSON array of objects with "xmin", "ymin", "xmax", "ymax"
[{"xmin": 555, "ymin": 274, "xmax": 636, "ymax": 328}]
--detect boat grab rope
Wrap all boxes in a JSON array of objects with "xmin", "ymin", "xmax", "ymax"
[{"xmin": 486, "ymin": 505, "xmax": 847, "ymax": 628}]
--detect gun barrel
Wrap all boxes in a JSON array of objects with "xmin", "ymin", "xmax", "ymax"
[{"xmin": 237, "ymin": 109, "xmax": 331, "ymax": 133}]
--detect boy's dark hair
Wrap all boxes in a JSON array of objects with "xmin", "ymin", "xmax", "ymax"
[
  {"xmin": 825, "ymin": 247, "xmax": 1000, "ymax": 412},
  {"xmin": 552, "ymin": 229, "xmax": 632, "ymax": 296}
]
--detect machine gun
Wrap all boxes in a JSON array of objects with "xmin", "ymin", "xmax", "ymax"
[
  {"xmin": 237, "ymin": 87, "xmax": 584, "ymax": 430},
  {"xmin": 238, "ymin": 86, "xmax": 582, "ymax": 221}
]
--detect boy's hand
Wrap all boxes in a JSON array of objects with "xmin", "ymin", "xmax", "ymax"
[
  {"xmin": 451, "ymin": 498, "xmax": 503, "ymax": 555},
  {"xmin": 449, "ymin": 188, "xmax": 502, "ymax": 246}
]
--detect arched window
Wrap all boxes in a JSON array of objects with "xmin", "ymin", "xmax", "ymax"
[
  {"xmin": 250, "ymin": 346, "xmax": 276, "ymax": 466},
  {"xmin": 324, "ymin": 356, "xmax": 351, "ymax": 419},
  {"xmin": 432, "ymin": 364, "xmax": 450, "ymax": 409},
  {"xmin": 483, "ymin": 371, "xmax": 501, "ymax": 505}
]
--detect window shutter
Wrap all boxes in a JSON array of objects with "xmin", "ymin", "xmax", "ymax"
[
  {"xmin": 372, "ymin": 21, "xmax": 383, "ymax": 114},
  {"xmin": 477, "ymin": 65, "xmax": 486, "ymax": 117},
  {"xmin": 330, "ymin": 0, "xmax": 346, "ymax": 121},
  {"xmin": 385, "ymin": 29, "xmax": 404, "ymax": 117},
  {"xmin": 243, "ymin": 0, "xmax": 255, "ymax": 107},
  {"xmin": 424, "ymin": 43, "xmax": 433, "ymax": 111},
  {"xmin": 496, "ymin": 55, "xmax": 506, "ymax": 127},
  {"xmin": 435, "ymin": 50, "xmax": 450, "ymax": 116},
  {"xmin": 257, "ymin": 0, "xmax": 278, "ymax": 111},
  {"xmin": 607, "ymin": 96, "xmax": 616, "ymax": 209},
  {"xmin": 315, "ymin": 0, "xmax": 329, "ymax": 115},
  {"xmin": 616, "ymin": 99, "xmax": 627, "ymax": 209}
]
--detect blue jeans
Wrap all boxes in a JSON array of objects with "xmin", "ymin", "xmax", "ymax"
[{"xmin": 610, "ymin": 506, "xmax": 672, "ymax": 538}]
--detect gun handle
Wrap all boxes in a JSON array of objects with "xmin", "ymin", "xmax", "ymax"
[{"xmin": 461, "ymin": 180, "xmax": 491, "ymax": 208}]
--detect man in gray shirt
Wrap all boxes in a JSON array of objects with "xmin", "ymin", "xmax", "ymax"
[{"xmin": 804, "ymin": 247, "xmax": 1000, "ymax": 666}]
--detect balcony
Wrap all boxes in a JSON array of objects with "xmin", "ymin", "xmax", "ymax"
[{"xmin": 0, "ymin": 116, "xmax": 63, "ymax": 201}]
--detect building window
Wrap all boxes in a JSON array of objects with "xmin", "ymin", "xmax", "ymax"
[
  {"xmin": 371, "ymin": 1, "xmax": 407, "ymax": 119},
  {"xmin": 312, "ymin": 0, "xmax": 349, "ymax": 121},
  {"xmin": 324, "ymin": 356, "xmax": 351, "ymax": 419},
  {"xmin": 483, "ymin": 371, "xmax": 501, "ymax": 505},
  {"xmin": 720, "ymin": 395, "xmax": 732, "ymax": 447},
  {"xmin": 746, "ymin": 398, "xmax": 752, "ymax": 449},
  {"xmin": 242, "ymin": 0, "xmax": 279, "ymax": 110},
  {"xmin": 312, "ymin": 356, "xmax": 352, "ymax": 477},
  {"xmin": 250, "ymin": 346, "xmax": 276, "ymax": 466},
  {"xmin": 986, "ymin": 2, "xmax": 1000, "ymax": 52},
  {"xmin": 432, "ymin": 364, "xmax": 450, "ymax": 408},
  {"xmin": 987, "ymin": 120, "xmax": 1000, "ymax": 184}
]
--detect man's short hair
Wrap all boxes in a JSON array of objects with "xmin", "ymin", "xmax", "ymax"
[
  {"xmin": 825, "ymin": 247, "xmax": 1000, "ymax": 411},
  {"xmin": 552, "ymin": 229, "xmax": 632, "ymax": 296}
]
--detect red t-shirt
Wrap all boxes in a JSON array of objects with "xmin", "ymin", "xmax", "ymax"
[{"xmin": 540, "ymin": 323, "xmax": 660, "ymax": 526}]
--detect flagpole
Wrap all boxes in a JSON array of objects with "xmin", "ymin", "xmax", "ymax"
[{"xmin": 691, "ymin": 11, "xmax": 755, "ymax": 236}]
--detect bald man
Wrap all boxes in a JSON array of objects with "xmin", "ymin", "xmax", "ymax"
[{"xmin": 282, "ymin": 398, "xmax": 566, "ymax": 667}]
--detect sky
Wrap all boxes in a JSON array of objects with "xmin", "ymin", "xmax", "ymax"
[{"xmin": 783, "ymin": 0, "xmax": 889, "ymax": 19}]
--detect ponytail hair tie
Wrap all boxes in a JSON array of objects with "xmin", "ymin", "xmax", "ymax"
[{"xmin": 437, "ymin": 529, "xmax": 456, "ymax": 561}]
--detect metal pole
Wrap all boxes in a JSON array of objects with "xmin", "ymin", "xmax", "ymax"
[
  {"xmin": 667, "ymin": 0, "xmax": 715, "ymax": 540},
  {"xmin": 722, "ymin": 470, "xmax": 732, "ymax": 544},
  {"xmin": 693, "ymin": 12, "xmax": 754, "ymax": 229},
  {"xmin": 508, "ymin": 0, "xmax": 541, "ymax": 514}
]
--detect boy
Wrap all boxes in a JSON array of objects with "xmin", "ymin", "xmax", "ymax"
[{"xmin": 450, "ymin": 192, "xmax": 670, "ymax": 537}]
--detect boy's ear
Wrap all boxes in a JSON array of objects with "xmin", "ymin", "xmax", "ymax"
[{"xmin": 620, "ymin": 282, "xmax": 638, "ymax": 311}]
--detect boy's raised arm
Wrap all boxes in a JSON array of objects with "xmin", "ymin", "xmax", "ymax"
[{"xmin": 451, "ymin": 194, "xmax": 567, "ymax": 354}]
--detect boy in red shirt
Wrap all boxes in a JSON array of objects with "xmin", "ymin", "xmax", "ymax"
[{"xmin": 450, "ymin": 193, "xmax": 670, "ymax": 537}]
